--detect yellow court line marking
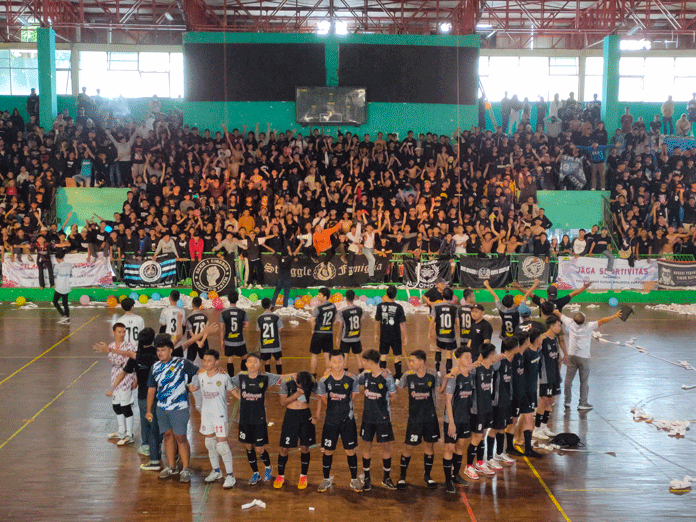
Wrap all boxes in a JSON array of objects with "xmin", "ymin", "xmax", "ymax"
[
  {"xmin": 523, "ymin": 454, "xmax": 573, "ymax": 522},
  {"xmin": 0, "ymin": 315, "xmax": 99, "ymax": 387},
  {"xmin": 0, "ymin": 360, "xmax": 98, "ymax": 452},
  {"xmin": 564, "ymin": 489, "xmax": 630, "ymax": 492}
]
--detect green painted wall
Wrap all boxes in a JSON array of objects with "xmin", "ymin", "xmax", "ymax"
[
  {"xmin": 56, "ymin": 187, "xmax": 130, "ymax": 228},
  {"xmin": 537, "ymin": 190, "xmax": 609, "ymax": 230}
]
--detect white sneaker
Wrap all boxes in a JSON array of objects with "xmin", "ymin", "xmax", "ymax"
[
  {"xmin": 533, "ymin": 427, "xmax": 550, "ymax": 440},
  {"xmin": 117, "ymin": 435, "xmax": 135, "ymax": 446},
  {"xmin": 474, "ymin": 462, "xmax": 495, "ymax": 476},
  {"xmin": 494, "ymin": 453, "xmax": 515, "ymax": 466},
  {"xmin": 108, "ymin": 431, "xmax": 125, "ymax": 440},
  {"xmin": 487, "ymin": 458, "xmax": 503, "ymax": 471},
  {"xmin": 205, "ymin": 470, "xmax": 223, "ymax": 483},
  {"xmin": 138, "ymin": 445, "xmax": 150, "ymax": 456},
  {"xmin": 542, "ymin": 426, "xmax": 557, "ymax": 438},
  {"xmin": 223, "ymin": 475, "xmax": 237, "ymax": 489}
]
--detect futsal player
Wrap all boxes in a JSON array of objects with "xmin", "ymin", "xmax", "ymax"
[
  {"xmin": 457, "ymin": 288, "xmax": 475, "ymax": 349},
  {"xmin": 468, "ymin": 342, "xmax": 497, "ymax": 476},
  {"xmin": 468, "ymin": 304, "xmax": 492, "ymax": 361},
  {"xmin": 336, "ymin": 289, "xmax": 364, "ymax": 373},
  {"xmin": 375, "ymin": 285, "xmax": 407, "ymax": 378},
  {"xmin": 315, "ymin": 350, "xmax": 362, "ymax": 493},
  {"xmin": 184, "ymin": 297, "xmax": 209, "ymax": 363},
  {"xmin": 506, "ymin": 331, "xmax": 529, "ymax": 457},
  {"xmin": 520, "ymin": 330, "xmax": 544, "ymax": 458},
  {"xmin": 487, "ymin": 336, "xmax": 519, "ymax": 468},
  {"xmin": 114, "ymin": 297, "xmax": 144, "ymax": 346},
  {"xmin": 160, "ymin": 290, "xmax": 185, "ymax": 356},
  {"xmin": 309, "ymin": 287, "xmax": 337, "ymax": 377},
  {"xmin": 219, "ymin": 289, "xmax": 249, "ymax": 376},
  {"xmin": 534, "ymin": 316, "xmax": 563, "ymax": 440},
  {"xmin": 430, "ymin": 287, "xmax": 458, "ymax": 375},
  {"xmin": 396, "ymin": 350, "xmax": 440, "ymax": 490},
  {"xmin": 273, "ymin": 372, "xmax": 316, "ymax": 490},
  {"xmin": 257, "ymin": 297, "xmax": 284, "ymax": 374},
  {"xmin": 483, "ymin": 280, "xmax": 532, "ymax": 339}
]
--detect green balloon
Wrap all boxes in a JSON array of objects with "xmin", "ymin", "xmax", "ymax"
[{"xmin": 249, "ymin": 293, "xmax": 259, "ymax": 302}]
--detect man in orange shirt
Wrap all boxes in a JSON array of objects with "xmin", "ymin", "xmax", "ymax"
[{"xmin": 312, "ymin": 222, "xmax": 342, "ymax": 263}]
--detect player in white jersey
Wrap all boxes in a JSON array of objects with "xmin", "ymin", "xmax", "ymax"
[
  {"xmin": 189, "ymin": 349, "xmax": 236, "ymax": 489},
  {"xmin": 159, "ymin": 290, "xmax": 186, "ymax": 356},
  {"xmin": 113, "ymin": 297, "xmax": 145, "ymax": 345}
]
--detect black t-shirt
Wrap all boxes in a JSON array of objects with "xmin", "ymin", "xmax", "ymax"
[
  {"xmin": 511, "ymin": 353, "xmax": 525, "ymax": 403},
  {"xmin": 317, "ymin": 372, "xmax": 359, "ymax": 425},
  {"xmin": 445, "ymin": 372, "xmax": 474, "ymax": 425},
  {"xmin": 424, "ymin": 287, "xmax": 444, "ymax": 304},
  {"xmin": 256, "ymin": 312, "xmax": 283, "ymax": 352},
  {"xmin": 231, "ymin": 372, "xmax": 282, "ymax": 425},
  {"xmin": 312, "ymin": 302, "xmax": 337, "ymax": 336},
  {"xmin": 530, "ymin": 294, "xmax": 572, "ymax": 313},
  {"xmin": 432, "ymin": 303, "xmax": 458, "ymax": 343},
  {"xmin": 523, "ymin": 347, "xmax": 541, "ymax": 398},
  {"xmin": 458, "ymin": 304, "xmax": 473, "ymax": 342},
  {"xmin": 540, "ymin": 335, "xmax": 560, "ymax": 385},
  {"xmin": 358, "ymin": 370, "xmax": 396, "ymax": 424},
  {"xmin": 375, "ymin": 301, "xmax": 406, "ymax": 343},
  {"xmin": 220, "ymin": 306, "xmax": 248, "ymax": 347},
  {"xmin": 397, "ymin": 370, "xmax": 438, "ymax": 422},
  {"xmin": 123, "ymin": 348, "xmax": 159, "ymax": 400},
  {"xmin": 471, "ymin": 365, "xmax": 493, "ymax": 416},
  {"xmin": 492, "ymin": 357, "xmax": 513, "ymax": 409},
  {"xmin": 469, "ymin": 319, "xmax": 493, "ymax": 360}
]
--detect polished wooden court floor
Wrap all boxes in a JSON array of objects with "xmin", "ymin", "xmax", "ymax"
[{"xmin": 0, "ymin": 299, "xmax": 694, "ymax": 522}]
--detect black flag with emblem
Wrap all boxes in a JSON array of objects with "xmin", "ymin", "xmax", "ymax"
[
  {"xmin": 459, "ymin": 256, "xmax": 511, "ymax": 288},
  {"xmin": 191, "ymin": 255, "xmax": 237, "ymax": 295}
]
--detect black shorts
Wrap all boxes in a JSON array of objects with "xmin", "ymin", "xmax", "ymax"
[
  {"xmin": 186, "ymin": 342, "xmax": 209, "ymax": 362},
  {"xmin": 539, "ymin": 381, "xmax": 561, "ymax": 397},
  {"xmin": 340, "ymin": 340, "xmax": 362, "ymax": 355},
  {"xmin": 491, "ymin": 405, "xmax": 513, "ymax": 430},
  {"xmin": 224, "ymin": 343, "xmax": 248, "ymax": 357},
  {"xmin": 519, "ymin": 393, "xmax": 537, "ymax": 415},
  {"xmin": 360, "ymin": 421, "xmax": 394, "ymax": 443},
  {"xmin": 321, "ymin": 418, "xmax": 358, "ymax": 451},
  {"xmin": 379, "ymin": 339, "xmax": 402, "ymax": 357},
  {"xmin": 310, "ymin": 334, "xmax": 334, "ymax": 355},
  {"xmin": 279, "ymin": 409, "xmax": 316, "ymax": 448},
  {"xmin": 260, "ymin": 351, "xmax": 282, "ymax": 361},
  {"xmin": 239, "ymin": 422, "xmax": 269, "ymax": 447},
  {"xmin": 470, "ymin": 413, "xmax": 493, "ymax": 434},
  {"xmin": 404, "ymin": 417, "xmax": 440, "ymax": 445},
  {"xmin": 443, "ymin": 421, "xmax": 471, "ymax": 444},
  {"xmin": 436, "ymin": 340, "xmax": 457, "ymax": 351}
]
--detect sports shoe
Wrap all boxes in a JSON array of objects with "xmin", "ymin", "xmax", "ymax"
[
  {"xmin": 273, "ymin": 475, "xmax": 285, "ymax": 489},
  {"xmin": 445, "ymin": 480, "xmax": 457, "ymax": 494},
  {"xmin": 463, "ymin": 466, "xmax": 479, "ymax": 480},
  {"xmin": 138, "ymin": 445, "xmax": 150, "ymax": 456},
  {"xmin": 578, "ymin": 403, "xmax": 594, "ymax": 411},
  {"xmin": 159, "ymin": 467, "xmax": 176, "ymax": 479},
  {"xmin": 494, "ymin": 453, "xmax": 515, "ymax": 466},
  {"xmin": 487, "ymin": 459, "xmax": 503, "ymax": 471},
  {"xmin": 298, "ymin": 475, "xmax": 308, "ymax": 490},
  {"xmin": 205, "ymin": 470, "xmax": 223, "ymax": 483},
  {"xmin": 475, "ymin": 462, "xmax": 495, "ymax": 476},
  {"xmin": 249, "ymin": 472, "xmax": 261, "ymax": 485},
  {"xmin": 424, "ymin": 476, "xmax": 437, "ymax": 489},
  {"xmin": 223, "ymin": 475, "xmax": 236, "ymax": 489},
  {"xmin": 263, "ymin": 466, "xmax": 273, "ymax": 482},
  {"xmin": 57, "ymin": 317, "xmax": 70, "ymax": 325},
  {"xmin": 507, "ymin": 446, "xmax": 525, "ymax": 457},
  {"xmin": 542, "ymin": 426, "xmax": 557, "ymax": 438},
  {"xmin": 525, "ymin": 448, "xmax": 543, "ymax": 458},
  {"xmin": 382, "ymin": 477, "xmax": 397, "ymax": 490},
  {"xmin": 108, "ymin": 431, "xmax": 125, "ymax": 440},
  {"xmin": 564, "ymin": 402, "xmax": 570, "ymax": 408},
  {"xmin": 318, "ymin": 477, "xmax": 333, "ymax": 492},
  {"xmin": 453, "ymin": 474, "xmax": 467, "ymax": 485},
  {"xmin": 361, "ymin": 475, "xmax": 372, "ymax": 491},
  {"xmin": 396, "ymin": 479, "xmax": 407, "ymax": 490},
  {"xmin": 140, "ymin": 460, "xmax": 161, "ymax": 471},
  {"xmin": 349, "ymin": 478, "xmax": 362, "ymax": 492},
  {"xmin": 117, "ymin": 435, "xmax": 135, "ymax": 446},
  {"xmin": 179, "ymin": 468, "xmax": 192, "ymax": 483},
  {"xmin": 533, "ymin": 427, "xmax": 550, "ymax": 440}
]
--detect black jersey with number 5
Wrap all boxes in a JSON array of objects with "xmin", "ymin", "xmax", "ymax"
[
  {"xmin": 220, "ymin": 306, "xmax": 249, "ymax": 348},
  {"xmin": 312, "ymin": 302, "xmax": 337, "ymax": 335},
  {"xmin": 431, "ymin": 303, "xmax": 458, "ymax": 343},
  {"xmin": 338, "ymin": 304, "xmax": 363, "ymax": 343},
  {"xmin": 256, "ymin": 312, "xmax": 283, "ymax": 353}
]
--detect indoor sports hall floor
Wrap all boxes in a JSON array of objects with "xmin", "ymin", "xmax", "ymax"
[{"xmin": 0, "ymin": 301, "xmax": 693, "ymax": 522}]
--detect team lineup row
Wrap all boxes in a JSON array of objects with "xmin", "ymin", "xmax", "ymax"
[{"xmin": 98, "ymin": 282, "xmax": 617, "ymax": 494}]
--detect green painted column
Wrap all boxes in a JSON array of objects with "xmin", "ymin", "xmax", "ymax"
[
  {"xmin": 601, "ymin": 35, "xmax": 620, "ymax": 132},
  {"xmin": 325, "ymin": 38, "xmax": 339, "ymax": 87},
  {"xmin": 37, "ymin": 27, "xmax": 57, "ymax": 128}
]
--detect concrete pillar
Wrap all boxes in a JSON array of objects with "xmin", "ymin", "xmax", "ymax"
[
  {"xmin": 37, "ymin": 27, "xmax": 57, "ymax": 128},
  {"xmin": 601, "ymin": 35, "xmax": 620, "ymax": 131}
]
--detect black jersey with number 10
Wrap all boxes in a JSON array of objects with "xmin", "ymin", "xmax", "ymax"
[{"xmin": 431, "ymin": 303, "xmax": 458, "ymax": 343}]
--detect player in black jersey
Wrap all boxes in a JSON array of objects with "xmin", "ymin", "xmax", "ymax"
[
  {"xmin": 273, "ymin": 372, "xmax": 316, "ymax": 491},
  {"xmin": 513, "ymin": 279, "xmax": 592, "ymax": 314},
  {"xmin": 230, "ymin": 352, "xmax": 284, "ymax": 485},
  {"xmin": 357, "ymin": 349, "xmax": 398, "ymax": 491},
  {"xmin": 395, "ymin": 350, "xmax": 440, "ymax": 490},
  {"xmin": 520, "ymin": 330, "xmax": 544, "ymax": 458},
  {"xmin": 441, "ymin": 346, "xmax": 474, "ymax": 492},
  {"xmin": 257, "ymin": 298, "xmax": 284, "ymax": 374},
  {"xmin": 315, "ymin": 350, "xmax": 362, "ymax": 493},
  {"xmin": 467, "ymin": 342, "xmax": 497, "ymax": 477},
  {"xmin": 486, "ymin": 336, "xmax": 519, "ymax": 469},
  {"xmin": 429, "ymin": 287, "xmax": 458, "ymax": 375},
  {"xmin": 506, "ymin": 331, "xmax": 529, "ymax": 457},
  {"xmin": 484, "ymin": 279, "xmax": 534, "ymax": 339},
  {"xmin": 458, "ymin": 288, "xmax": 475, "ymax": 349},
  {"xmin": 468, "ymin": 304, "xmax": 492, "ymax": 360},
  {"xmin": 184, "ymin": 297, "xmax": 209, "ymax": 362},
  {"xmin": 533, "ymin": 316, "xmax": 563, "ymax": 441},
  {"xmin": 423, "ymin": 279, "xmax": 447, "ymax": 308},
  {"xmin": 219, "ymin": 290, "xmax": 249, "ymax": 376},
  {"xmin": 336, "ymin": 290, "xmax": 364, "ymax": 373},
  {"xmin": 309, "ymin": 287, "xmax": 337, "ymax": 377},
  {"xmin": 375, "ymin": 286, "xmax": 407, "ymax": 378}
]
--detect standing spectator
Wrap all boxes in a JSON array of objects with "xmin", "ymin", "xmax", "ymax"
[
  {"xmin": 620, "ymin": 107, "xmax": 633, "ymax": 135},
  {"xmin": 507, "ymin": 95, "xmax": 521, "ymax": 135},
  {"xmin": 535, "ymin": 97, "xmax": 547, "ymax": 130},
  {"xmin": 52, "ymin": 250, "xmax": 72, "ymax": 325},
  {"xmin": 26, "ymin": 88, "xmax": 39, "ymax": 119},
  {"xmin": 687, "ymin": 93, "xmax": 696, "ymax": 134},
  {"xmin": 478, "ymin": 95, "xmax": 487, "ymax": 130},
  {"xmin": 675, "ymin": 114, "xmax": 691, "ymax": 137},
  {"xmin": 661, "ymin": 95, "xmax": 675, "ymax": 135},
  {"xmin": 500, "ymin": 92, "xmax": 511, "ymax": 135}
]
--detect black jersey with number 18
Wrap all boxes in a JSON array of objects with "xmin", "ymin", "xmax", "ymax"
[{"xmin": 338, "ymin": 304, "xmax": 363, "ymax": 343}]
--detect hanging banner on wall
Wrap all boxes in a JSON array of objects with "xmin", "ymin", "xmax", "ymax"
[
  {"xmin": 263, "ymin": 254, "xmax": 388, "ymax": 287},
  {"xmin": 516, "ymin": 255, "xmax": 551, "ymax": 286},
  {"xmin": 557, "ymin": 256, "xmax": 657, "ymax": 289},
  {"xmin": 459, "ymin": 256, "xmax": 511, "ymax": 288},
  {"xmin": 192, "ymin": 255, "xmax": 237, "ymax": 295},
  {"xmin": 402, "ymin": 258, "xmax": 453, "ymax": 289},
  {"xmin": 657, "ymin": 260, "xmax": 696, "ymax": 288},
  {"xmin": 2, "ymin": 253, "xmax": 113, "ymax": 288},
  {"xmin": 123, "ymin": 254, "xmax": 178, "ymax": 287},
  {"xmin": 559, "ymin": 155, "xmax": 586, "ymax": 189}
]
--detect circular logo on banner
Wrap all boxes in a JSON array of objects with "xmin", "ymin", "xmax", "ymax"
[
  {"xmin": 139, "ymin": 260, "xmax": 162, "ymax": 283},
  {"xmin": 419, "ymin": 264, "xmax": 438, "ymax": 285},
  {"xmin": 192, "ymin": 258, "xmax": 234, "ymax": 293},
  {"xmin": 477, "ymin": 267, "xmax": 491, "ymax": 280},
  {"xmin": 521, "ymin": 256, "xmax": 546, "ymax": 279},
  {"xmin": 313, "ymin": 262, "xmax": 337, "ymax": 281}
]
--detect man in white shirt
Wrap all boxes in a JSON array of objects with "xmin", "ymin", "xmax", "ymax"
[
  {"xmin": 452, "ymin": 225, "xmax": 469, "ymax": 255},
  {"xmin": 53, "ymin": 251, "xmax": 72, "ymax": 325},
  {"xmin": 554, "ymin": 308, "xmax": 620, "ymax": 411},
  {"xmin": 114, "ymin": 297, "xmax": 145, "ymax": 345},
  {"xmin": 160, "ymin": 290, "xmax": 186, "ymax": 356}
]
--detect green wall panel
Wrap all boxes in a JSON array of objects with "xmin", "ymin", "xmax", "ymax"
[
  {"xmin": 536, "ymin": 190, "xmax": 609, "ymax": 230},
  {"xmin": 56, "ymin": 187, "xmax": 130, "ymax": 228}
]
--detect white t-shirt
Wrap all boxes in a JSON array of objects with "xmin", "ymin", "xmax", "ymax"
[
  {"xmin": 160, "ymin": 306, "xmax": 186, "ymax": 336},
  {"xmin": 192, "ymin": 372, "xmax": 232, "ymax": 416},
  {"xmin": 453, "ymin": 233, "xmax": 469, "ymax": 254},
  {"xmin": 560, "ymin": 314, "xmax": 599, "ymax": 359},
  {"xmin": 572, "ymin": 238, "xmax": 587, "ymax": 255},
  {"xmin": 114, "ymin": 313, "xmax": 145, "ymax": 345}
]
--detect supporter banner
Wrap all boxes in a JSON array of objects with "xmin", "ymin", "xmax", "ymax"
[
  {"xmin": 459, "ymin": 256, "xmax": 511, "ymax": 288},
  {"xmin": 559, "ymin": 155, "xmax": 586, "ymax": 189},
  {"xmin": 516, "ymin": 255, "xmax": 551, "ymax": 286},
  {"xmin": 263, "ymin": 254, "xmax": 388, "ymax": 287},
  {"xmin": 2, "ymin": 253, "xmax": 113, "ymax": 288},
  {"xmin": 192, "ymin": 255, "xmax": 237, "ymax": 295},
  {"xmin": 657, "ymin": 260, "xmax": 696, "ymax": 288},
  {"xmin": 403, "ymin": 258, "xmax": 453, "ymax": 289},
  {"xmin": 557, "ymin": 256, "xmax": 657, "ymax": 289},
  {"xmin": 123, "ymin": 254, "xmax": 177, "ymax": 287}
]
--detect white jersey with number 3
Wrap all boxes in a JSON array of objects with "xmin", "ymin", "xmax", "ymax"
[{"xmin": 160, "ymin": 306, "xmax": 186, "ymax": 337}]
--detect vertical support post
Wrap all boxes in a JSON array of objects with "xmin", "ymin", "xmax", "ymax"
[
  {"xmin": 601, "ymin": 35, "xmax": 620, "ymax": 130},
  {"xmin": 37, "ymin": 27, "xmax": 57, "ymax": 128},
  {"xmin": 325, "ymin": 36, "xmax": 339, "ymax": 87}
]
